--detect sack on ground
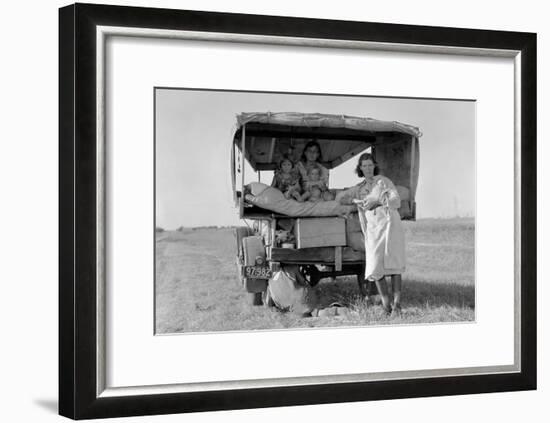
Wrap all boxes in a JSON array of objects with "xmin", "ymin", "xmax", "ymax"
[{"xmin": 267, "ymin": 266, "xmax": 319, "ymax": 315}]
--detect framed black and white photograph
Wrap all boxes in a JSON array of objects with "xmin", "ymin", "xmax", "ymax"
[
  {"xmin": 155, "ymin": 89, "xmax": 475, "ymax": 333},
  {"xmin": 58, "ymin": 3, "xmax": 536, "ymax": 420}
]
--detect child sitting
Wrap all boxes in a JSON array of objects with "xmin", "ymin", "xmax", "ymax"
[
  {"xmin": 304, "ymin": 185, "xmax": 323, "ymax": 203},
  {"xmin": 271, "ymin": 157, "xmax": 303, "ymax": 201},
  {"xmin": 300, "ymin": 166, "xmax": 330, "ymax": 202}
]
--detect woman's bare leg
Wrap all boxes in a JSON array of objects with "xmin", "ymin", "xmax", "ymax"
[
  {"xmin": 374, "ymin": 277, "xmax": 391, "ymax": 313},
  {"xmin": 391, "ymin": 274, "xmax": 402, "ymax": 316},
  {"xmin": 387, "ymin": 278, "xmax": 394, "ymax": 299}
]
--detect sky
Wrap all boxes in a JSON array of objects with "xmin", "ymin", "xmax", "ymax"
[{"xmin": 155, "ymin": 89, "xmax": 475, "ymax": 229}]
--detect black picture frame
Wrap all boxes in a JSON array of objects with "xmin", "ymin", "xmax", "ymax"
[{"xmin": 59, "ymin": 3, "xmax": 537, "ymax": 420}]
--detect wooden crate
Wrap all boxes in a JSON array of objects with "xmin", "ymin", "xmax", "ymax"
[{"xmin": 294, "ymin": 217, "xmax": 346, "ymax": 249}]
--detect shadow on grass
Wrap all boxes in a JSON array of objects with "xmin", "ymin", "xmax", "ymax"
[
  {"xmin": 402, "ymin": 280, "xmax": 475, "ymax": 309},
  {"xmin": 316, "ymin": 277, "xmax": 475, "ymax": 310}
]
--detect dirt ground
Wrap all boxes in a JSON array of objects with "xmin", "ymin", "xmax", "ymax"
[{"xmin": 155, "ymin": 218, "xmax": 475, "ymax": 334}]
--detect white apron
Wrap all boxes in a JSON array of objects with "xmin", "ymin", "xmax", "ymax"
[{"xmin": 352, "ymin": 176, "xmax": 406, "ymax": 280}]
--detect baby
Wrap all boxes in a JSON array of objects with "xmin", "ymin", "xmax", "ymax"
[
  {"xmin": 305, "ymin": 186, "xmax": 323, "ymax": 203},
  {"xmin": 301, "ymin": 166, "xmax": 334, "ymax": 202},
  {"xmin": 271, "ymin": 157, "xmax": 302, "ymax": 201}
]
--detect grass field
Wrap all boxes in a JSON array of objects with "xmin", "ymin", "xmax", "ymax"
[{"xmin": 155, "ymin": 218, "xmax": 475, "ymax": 334}]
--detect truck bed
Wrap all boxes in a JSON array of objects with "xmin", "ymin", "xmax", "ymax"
[{"xmin": 269, "ymin": 246, "xmax": 364, "ymax": 264}]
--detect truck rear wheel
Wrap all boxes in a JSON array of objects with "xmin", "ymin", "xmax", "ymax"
[
  {"xmin": 247, "ymin": 292, "xmax": 263, "ymax": 306},
  {"xmin": 235, "ymin": 226, "xmax": 254, "ymax": 255},
  {"xmin": 300, "ymin": 265, "xmax": 321, "ymax": 287},
  {"xmin": 241, "ymin": 235, "xmax": 268, "ymax": 301},
  {"xmin": 234, "ymin": 227, "xmax": 254, "ymax": 284}
]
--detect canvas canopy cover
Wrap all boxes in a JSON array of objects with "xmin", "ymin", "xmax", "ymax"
[{"xmin": 233, "ymin": 112, "xmax": 422, "ymax": 171}]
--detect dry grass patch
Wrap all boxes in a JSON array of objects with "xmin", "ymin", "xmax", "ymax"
[{"xmin": 155, "ymin": 218, "xmax": 475, "ymax": 334}]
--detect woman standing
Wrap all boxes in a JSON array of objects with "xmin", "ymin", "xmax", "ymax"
[{"xmin": 340, "ymin": 153, "xmax": 406, "ymax": 316}]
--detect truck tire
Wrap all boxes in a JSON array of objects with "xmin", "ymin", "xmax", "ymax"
[
  {"xmin": 300, "ymin": 265, "xmax": 321, "ymax": 287},
  {"xmin": 241, "ymin": 235, "xmax": 268, "ymax": 300},
  {"xmin": 234, "ymin": 227, "xmax": 254, "ymax": 285},
  {"xmin": 247, "ymin": 292, "xmax": 263, "ymax": 306},
  {"xmin": 235, "ymin": 226, "xmax": 254, "ymax": 255}
]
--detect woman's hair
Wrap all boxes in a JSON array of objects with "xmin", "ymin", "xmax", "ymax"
[
  {"xmin": 355, "ymin": 153, "xmax": 379, "ymax": 177},
  {"xmin": 300, "ymin": 140, "xmax": 324, "ymax": 163}
]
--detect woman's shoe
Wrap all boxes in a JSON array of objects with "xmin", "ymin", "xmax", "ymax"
[
  {"xmin": 391, "ymin": 304, "xmax": 402, "ymax": 318},
  {"xmin": 364, "ymin": 295, "xmax": 373, "ymax": 307},
  {"xmin": 370, "ymin": 294, "xmax": 382, "ymax": 305},
  {"xmin": 382, "ymin": 304, "xmax": 392, "ymax": 316}
]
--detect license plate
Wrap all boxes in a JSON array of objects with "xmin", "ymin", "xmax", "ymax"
[{"xmin": 244, "ymin": 266, "xmax": 272, "ymax": 279}]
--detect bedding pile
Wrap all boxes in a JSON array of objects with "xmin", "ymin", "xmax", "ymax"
[{"xmin": 244, "ymin": 182, "xmax": 356, "ymax": 217}]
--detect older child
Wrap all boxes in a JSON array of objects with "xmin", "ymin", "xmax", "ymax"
[{"xmin": 271, "ymin": 157, "xmax": 302, "ymax": 201}]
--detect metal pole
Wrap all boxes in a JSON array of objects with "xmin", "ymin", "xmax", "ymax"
[
  {"xmin": 409, "ymin": 136, "xmax": 416, "ymax": 190},
  {"xmin": 241, "ymin": 124, "xmax": 246, "ymax": 190},
  {"xmin": 239, "ymin": 125, "xmax": 246, "ymax": 218},
  {"xmin": 231, "ymin": 142, "xmax": 237, "ymax": 206},
  {"xmin": 409, "ymin": 136, "xmax": 416, "ymax": 217}
]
